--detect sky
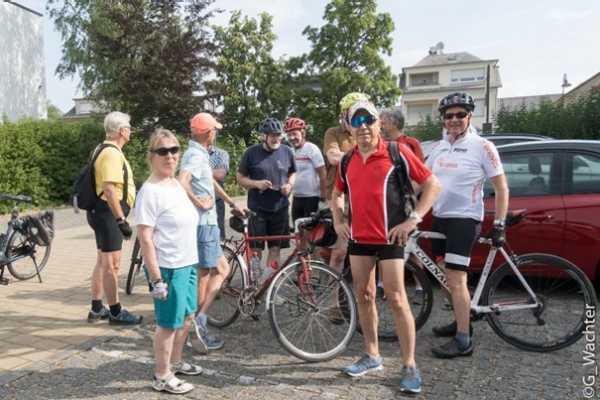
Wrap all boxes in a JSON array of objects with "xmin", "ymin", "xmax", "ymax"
[{"xmin": 17, "ymin": 0, "xmax": 600, "ymax": 113}]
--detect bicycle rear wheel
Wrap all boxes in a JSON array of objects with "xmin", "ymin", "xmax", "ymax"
[
  {"xmin": 6, "ymin": 229, "xmax": 51, "ymax": 280},
  {"xmin": 348, "ymin": 260, "xmax": 433, "ymax": 342},
  {"xmin": 483, "ymin": 253, "xmax": 597, "ymax": 352},
  {"xmin": 126, "ymin": 238, "xmax": 143, "ymax": 295},
  {"xmin": 207, "ymin": 243, "xmax": 246, "ymax": 328},
  {"xmin": 268, "ymin": 261, "xmax": 357, "ymax": 362}
]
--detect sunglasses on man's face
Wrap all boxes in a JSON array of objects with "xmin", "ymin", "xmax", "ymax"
[
  {"xmin": 350, "ymin": 114, "xmax": 376, "ymax": 128},
  {"xmin": 151, "ymin": 146, "xmax": 180, "ymax": 156},
  {"xmin": 443, "ymin": 111, "xmax": 469, "ymax": 120}
]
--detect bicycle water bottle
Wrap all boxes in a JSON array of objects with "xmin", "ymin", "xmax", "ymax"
[{"xmin": 250, "ymin": 253, "xmax": 263, "ymax": 281}]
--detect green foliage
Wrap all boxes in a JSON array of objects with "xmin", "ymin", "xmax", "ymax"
[
  {"xmin": 410, "ymin": 115, "xmax": 443, "ymax": 142},
  {"xmin": 296, "ymin": 0, "xmax": 401, "ymax": 142},
  {"xmin": 210, "ymin": 11, "xmax": 289, "ymax": 146},
  {"xmin": 494, "ymin": 91, "xmax": 600, "ymax": 139},
  {"xmin": 46, "ymin": 103, "xmax": 63, "ymax": 120},
  {"xmin": 47, "ymin": 0, "xmax": 216, "ymax": 134},
  {"xmin": 0, "ymin": 120, "xmax": 104, "ymax": 212}
]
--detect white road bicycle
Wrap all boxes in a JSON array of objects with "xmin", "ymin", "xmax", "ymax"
[{"xmin": 379, "ymin": 210, "xmax": 597, "ymax": 352}]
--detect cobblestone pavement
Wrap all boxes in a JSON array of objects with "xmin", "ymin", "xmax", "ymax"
[{"xmin": 0, "ymin": 208, "xmax": 597, "ymax": 399}]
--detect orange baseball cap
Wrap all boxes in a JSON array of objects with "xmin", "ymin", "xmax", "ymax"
[{"xmin": 190, "ymin": 112, "xmax": 222, "ymax": 134}]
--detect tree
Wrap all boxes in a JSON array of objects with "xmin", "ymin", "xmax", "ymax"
[
  {"xmin": 209, "ymin": 11, "xmax": 290, "ymax": 146},
  {"xmin": 297, "ymin": 0, "xmax": 401, "ymax": 142},
  {"xmin": 46, "ymin": 103, "xmax": 63, "ymax": 120},
  {"xmin": 494, "ymin": 91, "xmax": 600, "ymax": 139},
  {"xmin": 47, "ymin": 0, "xmax": 216, "ymax": 134}
]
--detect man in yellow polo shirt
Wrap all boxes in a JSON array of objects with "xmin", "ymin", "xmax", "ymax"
[{"xmin": 86, "ymin": 111, "xmax": 141, "ymax": 325}]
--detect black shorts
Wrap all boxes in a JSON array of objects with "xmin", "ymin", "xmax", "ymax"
[
  {"xmin": 248, "ymin": 207, "xmax": 290, "ymax": 250},
  {"xmin": 431, "ymin": 217, "xmax": 481, "ymax": 272},
  {"xmin": 292, "ymin": 196, "xmax": 320, "ymax": 221},
  {"xmin": 348, "ymin": 242, "xmax": 404, "ymax": 260},
  {"xmin": 87, "ymin": 200, "xmax": 130, "ymax": 252}
]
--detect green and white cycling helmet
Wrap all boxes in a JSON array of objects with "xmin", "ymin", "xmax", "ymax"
[{"xmin": 339, "ymin": 92, "xmax": 370, "ymax": 115}]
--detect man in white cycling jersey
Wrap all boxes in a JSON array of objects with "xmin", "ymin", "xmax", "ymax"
[{"xmin": 426, "ymin": 92, "xmax": 509, "ymax": 358}]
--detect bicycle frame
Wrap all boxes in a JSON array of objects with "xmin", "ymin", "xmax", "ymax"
[
  {"xmin": 226, "ymin": 216, "xmax": 315, "ymax": 300},
  {"xmin": 406, "ymin": 231, "xmax": 542, "ymax": 315}
]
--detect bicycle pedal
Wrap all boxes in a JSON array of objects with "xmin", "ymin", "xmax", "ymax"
[{"xmin": 0, "ymin": 277, "xmax": 9, "ymax": 285}]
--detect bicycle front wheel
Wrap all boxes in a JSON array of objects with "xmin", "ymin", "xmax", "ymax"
[
  {"xmin": 207, "ymin": 243, "xmax": 246, "ymax": 328},
  {"xmin": 126, "ymin": 238, "xmax": 143, "ymax": 295},
  {"xmin": 483, "ymin": 253, "xmax": 597, "ymax": 352},
  {"xmin": 268, "ymin": 261, "xmax": 357, "ymax": 362},
  {"xmin": 6, "ymin": 229, "xmax": 51, "ymax": 280}
]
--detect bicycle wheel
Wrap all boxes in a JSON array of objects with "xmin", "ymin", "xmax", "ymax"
[
  {"xmin": 375, "ymin": 260, "xmax": 434, "ymax": 342},
  {"xmin": 207, "ymin": 243, "xmax": 246, "ymax": 328},
  {"xmin": 126, "ymin": 238, "xmax": 143, "ymax": 295},
  {"xmin": 268, "ymin": 260, "xmax": 357, "ymax": 362},
  {"xmin": 483, "ymin": 253, "xmax": 597, "ymax": 352},
  {"xmin": 6, "ymin": 229, "xmax": 51, "ymax": 280}
]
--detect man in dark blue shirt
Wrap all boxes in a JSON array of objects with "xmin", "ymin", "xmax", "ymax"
[{"xmin": 237, "ymin": 117, "xmax": 296, "ymax": 268}]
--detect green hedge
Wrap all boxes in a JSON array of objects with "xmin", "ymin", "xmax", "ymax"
[{"xmin": 0, "ymin": 119, "xmax": 245, "ymax": 213}]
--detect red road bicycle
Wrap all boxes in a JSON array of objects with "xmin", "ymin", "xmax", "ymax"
[{"xmin": 208, "ymin": 209, "xmax": 358, "ymax": 362}]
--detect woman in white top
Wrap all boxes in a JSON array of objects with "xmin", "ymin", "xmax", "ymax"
[{"xmin": 134, "ymin": 129, "xmax": 201, "ymax": 395}]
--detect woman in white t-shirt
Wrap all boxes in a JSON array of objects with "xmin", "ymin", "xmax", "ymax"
[{"xmin": 134, "ymin": 129, "xmax": 201, "ymax": 395}]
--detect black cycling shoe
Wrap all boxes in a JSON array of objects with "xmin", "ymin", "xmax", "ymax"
[
  {"xmin": 431, "ymin": 338, "xmax": 474, "ymax": 359},
  {"xmin": 432, "ymin": 321, "xmax": 473, "ymax": 337}
]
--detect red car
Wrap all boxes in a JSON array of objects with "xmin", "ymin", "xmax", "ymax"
[{"xmin": 423, "ymin": 140, "xmax": 600, "ymax": 290}]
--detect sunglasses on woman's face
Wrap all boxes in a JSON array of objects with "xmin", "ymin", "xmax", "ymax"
[
  {"xmin": 151, "ymin": 146, "xmax": 180, "ymax": 156},
  {"xmin": 350, "ymin": 114, "xmax": 376, "ymax": 128},
  {"xmin": 443, "ymin": 111, "xmax": 469, "ymax": 120}
]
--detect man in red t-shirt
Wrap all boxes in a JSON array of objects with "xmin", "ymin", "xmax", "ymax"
[
  {"xmin": 332, "ymin": 100, "xmax": 440, "ymax": 394},
  {"xmin": 380, "ymin": 107, "xmax": 424, "ymax": 161}
]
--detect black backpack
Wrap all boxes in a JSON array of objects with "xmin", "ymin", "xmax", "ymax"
[
  {"xmin": 72, "ymin": 143, "xmax": 126, "ymax": 212},
  {"xmin": 340, "ymin": 141, "xmax": 417, "ymax": 223}
]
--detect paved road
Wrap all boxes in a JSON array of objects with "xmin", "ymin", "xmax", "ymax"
[{"xmin": 0, "ymin": 208, "xmax": 596, "ymax": 399}]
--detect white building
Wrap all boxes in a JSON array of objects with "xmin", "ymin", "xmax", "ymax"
[
  {"xmin": 400, "ymin": 43, "xmax": 501, "ymax": 129},
  {"xmin": 0, "ymin": 1, "xmax": 47, "ymax": 121}
]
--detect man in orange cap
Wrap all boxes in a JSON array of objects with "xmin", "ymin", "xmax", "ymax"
[{"xmin": 179, "ymin": 112, "xmax": 244, "ymax": 353}]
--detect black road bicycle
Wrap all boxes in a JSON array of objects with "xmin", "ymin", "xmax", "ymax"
[{"xmin": 0, "ymin": 194, "xmax": 54, "ymax": 285}]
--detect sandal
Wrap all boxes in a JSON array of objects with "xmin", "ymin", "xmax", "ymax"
[
  {"xmin": 172, "ymin": 361, "xmax": 203, "ymax": 376},
  {"xmin": 152, "ymin": 373, "xmax": 194, "ymax": 394}
]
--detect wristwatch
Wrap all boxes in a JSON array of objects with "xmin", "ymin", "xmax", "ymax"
[
  {"xmin": 409, "ymin": 211, "xmax": 423, "ymax": 224},
  {"xmin": 115, "ymin": 216, "xmax": 126, "ymax": 223}
]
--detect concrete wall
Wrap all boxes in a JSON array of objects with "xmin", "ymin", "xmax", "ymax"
[{"xmin": 0, "ymin": 2, "xmax": 47, "ymax": 121}]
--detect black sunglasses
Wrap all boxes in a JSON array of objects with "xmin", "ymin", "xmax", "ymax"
[
  {"xmin": 443, "ymin": 111, "xmax": 469, "ymax": 120},
  {"xmin": 151, "ymin": 146, "xmax": 180, "ymax": 156}
]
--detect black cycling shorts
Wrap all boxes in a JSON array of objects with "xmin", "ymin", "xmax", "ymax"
[
  {"xmin": 291, "ymin": 196, "xmax": 320, "ymax": 222},
  {"xmin": 248, "ymin": 207, "xmax": 290, "ymax": 250},
  {"xmin": 87, "ymin": 200, "xmax": 130, "ymax": 253},
  {"xmin": 348, "ymin": 241, "xmax": 404, "ymax": 260},
  {"xmin": 431, "ymin": 217, "xmax": 481, "ymax": 272}
]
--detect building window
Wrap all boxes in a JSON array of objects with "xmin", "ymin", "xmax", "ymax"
[
  {"xmin": 407, "ymin": 104, "xmax": 434, "ymax": 122},
  {"xmin": 410, "ymin": 72, "xmax": 439, "ymax": 87},
  {"xmin": 450, "ymin": 68, "xmax": 485, "ymax": 84}
]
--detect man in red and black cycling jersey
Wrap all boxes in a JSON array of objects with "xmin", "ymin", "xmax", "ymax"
[{"xmin": 332, "ymin": 99, "xmax": 440, "ymax": 394}]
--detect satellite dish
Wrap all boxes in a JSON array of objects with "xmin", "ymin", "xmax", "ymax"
[{"xmin": 429, "ymin": 42, "xmax": 445, "ymax": 55}]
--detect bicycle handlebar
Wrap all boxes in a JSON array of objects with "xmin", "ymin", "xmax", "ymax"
[{"xmin": 0, "ymin": 193, "xmax": 32, "ymax": 203}]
